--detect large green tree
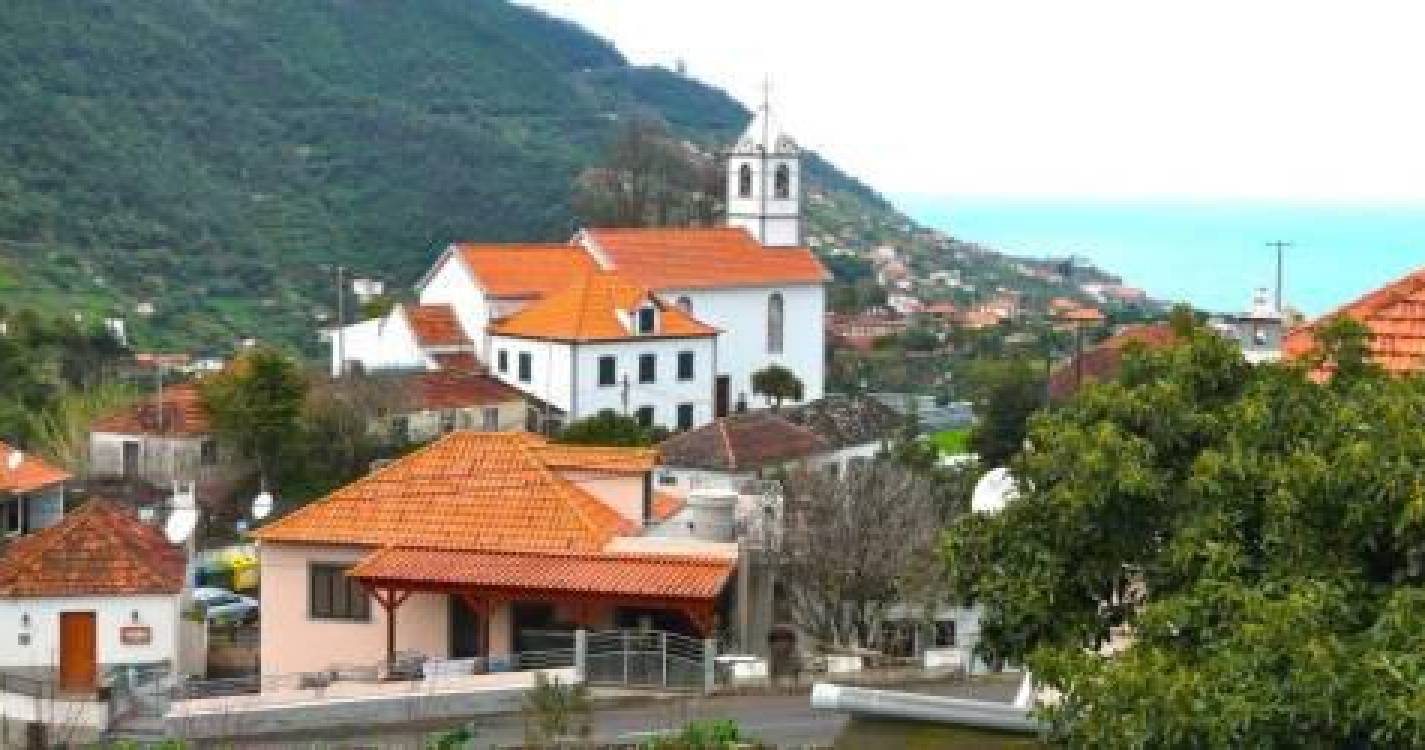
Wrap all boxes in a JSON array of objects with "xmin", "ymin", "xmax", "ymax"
[
  {"xmin": 202, "ymin": 346, "xmax": 308, "ymax": 486},
  {"xmin": 943, "ymin": 319, "xmax": 1425, "ymax": 747}
]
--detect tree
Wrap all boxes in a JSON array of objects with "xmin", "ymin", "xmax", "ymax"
[
  {"xmin": 751, "ymin": 364, "xmax": 804, "ymax": 410},
  {"xmin": 966, "ymin": 358, "xmax": 1045, "ymax": 466},
  {"xmin": 554, "ymin": 410, "xmax": 656, "ymax": 447},
  {"xmin": 521, "ymin": 673, "xmax": 591, "ymax": 748},
  {"xmin": 573, "ymin": 117, "xmax": 721, "ymax": 229},
  {"xmin": 941, "ymin": 324, "xmax": 1425, "ymax": 746},
  {"xmin": 201, "ymin": 346, "xmax": 308, "ymax": 485},
  {"xmin": 778, "ymin": 462, "xmax": 942, "ymax": 649}
]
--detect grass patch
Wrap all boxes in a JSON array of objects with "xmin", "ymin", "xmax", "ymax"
[{"xmin": 930, "ymin": 428, "xmax": 972, "ymax": 454}]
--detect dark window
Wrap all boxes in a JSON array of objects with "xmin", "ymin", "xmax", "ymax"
[
  {"xmin": 440, "ymin": 410, "xmax": 458, "ymax": 433},
  {"xmin": 310, "ymin": 564, "xmax": 370, "ymax": 621},
  {"xmin": 636, "ymin": 306, "xmax": 656, "ymax": 335},
  {"xmin": 677, "ymin": 350, "xmax": 696, "ymax": 381},
  {"xmin": 737, "ymin": 163, "xmax": 753, "ymax": 198},
  {"xmin": 767, "ymin": 293, "xmax": 785, "ymax": 353},
  {"xmin": 638, "ymin": 354, "xmax": 656, "ymax": 384},
  {"xmin": 774, "ymin": 163, "xmax": 791, "ymax": 199},
  {"xmin": 199, "ymin": 439, "xmax": 218, "ymax": 467},
  {"xmin": 481, "ymin": 407, "xmax": 499, "ymax": 431},
  {"xmin": 598, "ymin": 355, "xmax": 617, "ymax": 387},
  {"xmin": 518, "ymin": 352, "xmax": 532, "ymax": 382},
  {"xmin": 657, "ymin": 473, "xmax": 678, "ymax": 487},
  {"xmin": 635, "ymin": 406, "xmax": 655, "ymax": 428},
  {"xmin": 676, "ymin": 296, "xmax": 693, "ymax": 314},
  {"xmin": 392, "ymin": 416, "xmax": 410, "ymax": 444},
  {"xmin": 497, "ymin": 349, "xmax": 509, "ymax": 373},
  {"xmin": 677, "ymin": 403, "xmax": 695, "ymax": 430}
]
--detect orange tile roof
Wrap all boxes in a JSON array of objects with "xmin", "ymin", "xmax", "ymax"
[
  {"xmin": 651, "ymin": 492, "xmax": 686, "ymax": 522},
  {"xmin": 528, "ymin": 443, "xmax": 659, "ymax": 474},
  {"xmin": 253, "ymin": 432, "xmax": 641, "ymax": 552},
  {"xmin": 403, "ymin": 304, "xmax": 470, "ymax": 347},
  {"xmin": 456, "ymin": 244, "xmax": 598, "ymax": 299},
  {"xmin": 1049, "ymin": 323, "xmax": 1181, "ymax": 401},
  {"xmin": 0, "ymin": 442, "xmax": 70, "ymax": 494},
  {"xmin": 586, "ymin": 228, "xmax": 829, "ymax": 290},
  {"xmin": 92, "ymin": 382, "xmax": 213, "ymax": 436},
  {"xmin": 1059, "ymin": 306, "xmax": 1107, "ymax": 323},
  {"xmin": 399, "ymin": 371, "xmax": 524, "ymax": 411},
  {"xmin": 490, "ymin": 271, "xmax": 718, "ymax": 342},
  {"xmin": 348, "ymin": 546, "xmax": 733, "ymax": 601},
  {"xmin": 1283, "ymin": 268, "xmax": 1425, "ymax": 375},
  {"xmin": 0, "ymin": 499, "xmax": 185, "ymax": 597}
]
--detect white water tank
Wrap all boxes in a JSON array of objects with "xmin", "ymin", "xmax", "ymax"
[{"xmin": 686, "ymin": 488, "xmax": 737, "ymax": 542}]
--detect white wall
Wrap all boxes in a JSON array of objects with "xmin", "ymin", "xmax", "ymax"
[
  {"xmin": 418, "ymin": 248, "xmax": 495, "ymax": 361},
  {"xmin": 328, "ymin": 311, "xmax": 430, "ymax": 378},
  {"xmin": 0, "ymin": 596, "xmax": 180, "ymax": 675},
  {"xmin": 657, "ymin": 285, "xmax": 824, "ymax": 413},
  {"xmin": 487, "ymin": 337, "xmax": 574, "ymax": 415},
  {"xmin": 726, "ymin": 155, "xmax": 801, "ymax": 247},
  {"xmin": 570, "ymin": 339, "xmax": 716, "ymax": 429}
]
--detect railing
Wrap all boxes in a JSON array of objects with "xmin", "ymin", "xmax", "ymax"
[
  {"xmin": 583, "ymin": 630, "xmax": 712, "ymax": 692},
  {"xmin": 0, "ymin": 670, "xmax": 56, "ymax": 700}
]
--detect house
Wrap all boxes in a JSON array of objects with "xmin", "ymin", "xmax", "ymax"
[
  {"xmin": 329, "ymin": 101, "xmax": 828, "ymax": 432},
  {"xmin": 251, "ymin": 431, "xmax": 741, "ymax": 679},
  {"xmin": 0, "ymin": 442, "xmax": 69, "ymax": 539},
  {"xmin": 1281, "ymin": 268, "xmax": 1425, "ymax": 376},
  {"xmin": 89, "ymin": 382, "xmax": 248, "ymax": 504},
  {"xmin": 654, "ymin": 395, "xmax": 903, "ymax": 493},
  {"xmin": 372, "ymin": 370, "xmax": 527, "ymax": 444},
  {"xmin": 1048, "ymin": 323, "xmax": 1180, "ymax": 401},
  {"xmin": 1210, "ymin": 288, "xmax": 1285, "ymax": 364},
  {"xmin": 0, "ymin": 500, "xmax": 187, "ymax": 693}
]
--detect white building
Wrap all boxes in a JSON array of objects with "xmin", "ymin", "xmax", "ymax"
[
  {"xmin": 0, "ymin": 442, "xmax": 68, "ymax": 539},
  {"xmin": 1210, "ymin": 287, "xmax": 1285, "ymax": 364},
  {"xmin": 328, "ymin": 106, "xmax": 828, "ymax": 432}
]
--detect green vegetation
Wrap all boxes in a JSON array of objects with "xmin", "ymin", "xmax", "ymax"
[
  {"xmin": 751, "ymin": 364, "xmax": 805, "ymax": 410},
  {"xmin": 521, "ymin": 672, "xmax": 592, "ymax": 748},
  {"xmin": 0, "ymin": 0, "xmax": 892, "ymax": 354},
  {"xmin": 555, "ymin": 409, "xmax": 661, "ymax": 447},
  {"xmin": 0, "ymin": 307, "xmax": 126, "ymax": 448},
  {"xmin": 642, "ymin": 718, "xmax": 762, "ymax": 749},
  {"xmin": 944, "ymin": 318, "xmax": 1425, "ymax": 746},
  {"xmin": 929, "ymin": 428, "xmax": 971, "ymax": 455}
]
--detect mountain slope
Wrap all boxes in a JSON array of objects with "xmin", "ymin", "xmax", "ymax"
[{"xmin": 0, "ymin": 0, "xmax": 896, "ymax": 351}]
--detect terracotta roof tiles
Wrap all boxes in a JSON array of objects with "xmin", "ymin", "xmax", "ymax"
[
  {"xmin": 658, "ymin": 412, "xmax": 828, "ymax": 472},
  {"xmin": 1283, "ymin": 268, "xmax": 1425, "ymax": 375},
  {"xmin": 491, "ymin": 271, "xmax": 717, "ymax": 342},
  {"xmin": 0, "ymin": 499, "xmax": 185, "ymax": 597},
  {"xmin": 455, "ymin": 244, "xmax": 597, "ymax": 299},
  {"xmin": 397, "ymin": 371, "xmax": 524, "ymax": 411},
  {"xmin": 0, "ymin": 442, "xmax": 70, "ymax": 494},
  {"xmin": 403, "ymin": 304, "xmax": 470, "ymax": 347},
  {"xmin": 1049, "ymin": 323, "xmax": 1181, "ymax": 401},
  {"xmin": 92, "ymin": 382, "xmax": 212, "ymax": 436},
  {"xmin": 586, "ymin": 228, "xmax": 829, "ymax": 290}
]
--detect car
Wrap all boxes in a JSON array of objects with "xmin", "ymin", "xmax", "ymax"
[{"xmin": 192, "ymin": 587, "xmax": 259, "ymax": 624}]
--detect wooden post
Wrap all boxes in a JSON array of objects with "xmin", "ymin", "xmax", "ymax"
[{"xmin": 371, "ymin": 587, "xmax": 411, "ymax": 674}]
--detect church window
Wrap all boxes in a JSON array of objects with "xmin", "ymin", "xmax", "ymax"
[
  {"xmin": 767, "ymin": 293, "xmax": 785, "ymax": 354},
  {"xmin": 774, "ymin": 163, "xmax": 791, "ymax": 199},
  {"xmin": 598, "ymin": 355, "xmax": 617, "ymax": 387},
  {"xmin": 737, "ymin": 163, "xmax": 753, "ymax": 199}
]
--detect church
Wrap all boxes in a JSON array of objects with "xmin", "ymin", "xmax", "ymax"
[{"xmin": 328, "ymin": 104, "xmax": 828, "ymax": 433}]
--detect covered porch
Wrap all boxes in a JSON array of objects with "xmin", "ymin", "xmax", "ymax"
[{"xmin": 347, "ymin": 546, "xmax": 735, "ymax": 669}]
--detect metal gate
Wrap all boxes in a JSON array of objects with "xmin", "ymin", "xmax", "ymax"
[{"xmin": 582, "ymin": 630, "xmax": 710, "ymax": 692}]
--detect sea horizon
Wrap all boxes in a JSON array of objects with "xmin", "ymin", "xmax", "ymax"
[{"xmin": 896, "ymin": 195, "xmax": 1425, "ymax": 317}]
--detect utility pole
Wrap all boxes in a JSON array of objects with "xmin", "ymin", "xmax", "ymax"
[
  {"xmin": 335, "ymin": 264, "xmax": 347, "ymax": 377},
  {"xmin": 759, "ymin": 75, "xmax": 770, "ymax": 245},
  {"xmin": 1266, "ymin": 241, "xmax": 1292, "ymax": 312}
]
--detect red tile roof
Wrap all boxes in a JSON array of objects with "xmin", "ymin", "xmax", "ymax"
[
  {"xmin": 253, "ymin": 432, "xmax": 641, "ymax": 552},
  {"xmin": 349, "ymin": 546, "xmax": 733, "ymax": 601},
  {"xmin": 491, "ymin": 271, "xmax": 718, "ymax": 342},
  {"xmin": 456, "ymin": 244, "xmax": 598, "ymax": 299},
  {"xmin": 430, "ymin": 351, "xmax": 482, "ymax": 374},
  {"xmin": 651, "ymin": 492, "xmax": 686, "ymax": 522},
  {"xmin": 92, "ymin": 382, "xmax": 213, "ymax": 436},
  {"xmin": 0, "ymin": 442, "xmax": 70, "ymax": 494},
  {"xmin": 527, "ymin": 442, "xmax": 659, "ymax": 474},
  {"xmin": 0, "ymin": 499, "xmax": 185, "ymax": 597},
  {"xmin": 1049, "ymin": 323, "xmax": 1181, "ymax": 401},
  {"xmin": 401, "ymin": 371, "xmax": 524, "ymax": 411},
  {"xmin": 403, "ymin": 304, "xmax": 470, "ymax": 347},
  {"xmin": 658, "ymin": 412, "xmax": 829, "ymax": 472},
  {"xmin": 1282, "ymin": 268, "xmax": 1425, "ymax": 375},
  {"xmin": 586, "ymin": 228, "xmax": 829, "ymax": 290}
]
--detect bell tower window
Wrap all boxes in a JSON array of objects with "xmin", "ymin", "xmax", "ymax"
[
  {"xmin": 767, "ymin": 293, "xmax": 785, "ymax": 354},
  {"xmin": 773, "ymin": 163, "xmax": 791, "ymax": 200},
  {"xmin": 737, "ymin": 163, "xmax": 753, "ymax": 199}
]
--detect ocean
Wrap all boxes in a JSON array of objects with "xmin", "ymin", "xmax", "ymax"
[{"xmin": 897, "ymin": 197, "xmax": 1425, "ymax": 317}]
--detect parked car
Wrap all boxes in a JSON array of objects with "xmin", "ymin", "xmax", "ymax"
[{"xmin": 192, "ymin": 586, "xmax": 259, "ymax": 624}]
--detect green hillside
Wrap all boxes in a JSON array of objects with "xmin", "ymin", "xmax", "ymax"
[{"xmin": 0, "ymin": 0, "xmax": 896, "ymax": 352}]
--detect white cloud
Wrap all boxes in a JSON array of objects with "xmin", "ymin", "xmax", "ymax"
[{"xmin": 520, "ymin": 0, "xmax": 1425, "ymax": 203}]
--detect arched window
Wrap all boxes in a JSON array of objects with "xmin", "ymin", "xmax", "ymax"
[
  {"xmin": 773, "ymin": 163, "xmax": 791, "ymax": 200},
  {"xmin": 737, "ymin": 163, "xmax": 753, "ymax": 199},
  {"xmin": 767, "ymin": 293, "xmax": 785, "ymax": 354},
  {"xmin": 676, "ymin": 296, "xmax": 693, "ymax": 314}
]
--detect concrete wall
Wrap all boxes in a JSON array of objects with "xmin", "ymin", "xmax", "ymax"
[
  {"xmin": 89, "ymin": 431, "xmax": 244, "ymax": 488},
  {"xmin": 0, "ymin": 595, "xmax": 180, "ymax": 678}
]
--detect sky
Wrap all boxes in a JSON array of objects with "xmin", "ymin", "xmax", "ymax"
[{"xmin": 521, "ymin": 1, "xmax": 1425, "ymax": 205}]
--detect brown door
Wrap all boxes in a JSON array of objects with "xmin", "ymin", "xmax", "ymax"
[
  {"xmin": 59, "ymin": 611, "xmax": 97, "ymax": 693},
  {"xmin": 715, "ymin": 376, "xmax": 731, "ymax": 418}
]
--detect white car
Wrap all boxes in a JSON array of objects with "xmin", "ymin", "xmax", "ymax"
[{"xmin": 192, "ymin": 587, "xmax": 259, "ymax": 624}]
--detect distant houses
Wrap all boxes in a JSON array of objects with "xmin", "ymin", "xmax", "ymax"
[{"xmin": 0, "ymin": 442, "xmax": 69, "ymax": 539}]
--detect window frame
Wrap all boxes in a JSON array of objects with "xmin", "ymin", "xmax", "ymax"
[
  {"xmin": 517, "ymin": 351, "xmax": 532, "ymax": 383},
  {"xmin": 737, "ymin": 163, "xmax": 753, "ymax": 198},
  {"xmin": 496, "ymin": 349, "xmax": 509, "ymax": 374},
  {"xmin": 773, "ymin": 163, "xmax": 791, "ymax": 200},
  {"xmin": 676, "ymin": 350, "xmax": 696, "ymax": 381},
  {"xmin": 597, "ymin": 355, "xmax": 617, "ymax": 387},
  {"xmin": 676, "ymin": 403, "xmax": 695, "ymax": 431},
  {"xmin": 308, "ymin": 563, "xmax": 371, "ymax": 622},
  {"xmin": 635, "ymin": 406, "xmax": 656, "ymax": 428},
  {"xmin": 636, "ymin": 306, "xmax": 657, "ymax": 335},
  {"xmin": 481, "ymin": 406, "xmax": 500, "ymax": 431},
  {"xmin": 767, "ymin": 292, "xmax": 785, "ymax": 354},
  {"xmin": 638, "ymin": 353, "xmax": 657, "ymax": 384},
  {"xmin": 199, "ymin": 439, "xmax": 219, "ymax": 467}
]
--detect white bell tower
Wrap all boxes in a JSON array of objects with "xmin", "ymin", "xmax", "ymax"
[{"xmin": 725, "ymin": 84, "xmax": 801, "ymax": 247}]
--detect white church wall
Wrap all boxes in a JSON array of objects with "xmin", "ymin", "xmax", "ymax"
[
  {"xmin": 570, "ymin": 338, "xmax": 716, "ymax": 429},
  {"xmin": 488, "ymin": 336, "xmax": 574, "ymax": 414}
]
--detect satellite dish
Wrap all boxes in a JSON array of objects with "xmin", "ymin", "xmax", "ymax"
[
  {"xmin": 252, "ymin": 490, "xmax": 274, "ymax": 521},
  {"xmin": 5, "ymin": 450, "xmax": 21, "ymax": 472},
  {"xmin": 972, "ymin": 467, "xmax": 1019, "ymax": 515},
  {"xmin": 165, "ymin": 508, "xmax": 199, "ymax": 545}
]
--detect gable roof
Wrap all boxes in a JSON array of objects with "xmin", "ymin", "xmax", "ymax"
[
  {"xmin": 1049, "ymin": 323, "xmax": 1181, "ymax": 401},
  {"xmin": 253, "ymin": 432, "xmax": 642, "ymax": 553},
  {"xmin": 397, "ymin": 371, "xmax": 525, "ymax": 411},
  {"xmin": 584, "ymin": 227, "xmax": 829, "ymax": 290},
  {"xmin": 658, "ymin": 412, "xmax": 829, "ymax": 472},
  {"xmin": 455, "ymin": 243, "xmax": 598, "ymax": 300},
  {"xmin": 0, "ymin": 441, "xmax": 70, "ymax": 494},
  {"xmin": 0, "ymin": 499, "xmax": 185, "ymax": 597},
  {"xmin": 403, "ymin": 304, "xmax": 470, "ymax": 347},
  {"xmin": 490, "ymin": 271, "xmax": 718, "ymax": 342},
  {"xmin": 1282, "ymin": 268, "xmax": 1425, "ymax": 374},
  {"xmin": 92, "ymin": 382, "xmax": 213, "ymax": 436},
  {"xmin": 781, "ymin": 395, "xmax": 904, "ymax": 450}
]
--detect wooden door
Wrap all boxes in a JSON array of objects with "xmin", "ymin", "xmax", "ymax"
[
  {"xmin": 59, "ymin": 611, "xmax": 97, "ymax": 693},
  {"xmin": 715, "ymin": 376, "xmax": 731, "ymax": 418}
]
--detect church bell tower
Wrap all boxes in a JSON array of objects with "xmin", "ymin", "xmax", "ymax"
[{"xmin": 725, "ymin": 87, "xmax": 801, "ymax": 247}]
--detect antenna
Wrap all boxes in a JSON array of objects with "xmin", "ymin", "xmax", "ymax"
[
  {"xmin": 165, "ymin": 479, "xmax": 200, "ymax": 544},
  {"xmin": 971, "ymin": 467, "xmax": 1019, "ymax": 515},
  {"xmin": 1266, "ymin": 240, "xmax": 1292, "ymax": 312}
]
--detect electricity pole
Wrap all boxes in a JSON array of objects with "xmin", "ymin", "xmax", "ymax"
[{"xmin": 1266, "ymin": 241, "xmax": 1292, "ymax": 312}]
